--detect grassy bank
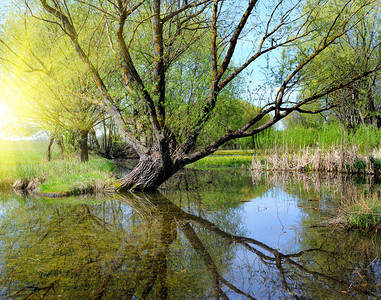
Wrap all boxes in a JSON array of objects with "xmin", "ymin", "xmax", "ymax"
[
  {"xmin": 0, "ymin": 140, "xmax": 117, "ymax": 195},
  {"xmin": 35, "ymin": 158, "xmax": 117, "ymax": 196},
  {"xmin": 187, "ymin": 154, "xmax": 253, "ymax": 169}
]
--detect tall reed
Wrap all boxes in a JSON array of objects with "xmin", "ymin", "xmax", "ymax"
[
  {"xmin": 252, "ymin": 145, "xmax": 381, "ymax": 175},
  {"xmin": 251, "ymin": 123, "xmax": 381, "ymax": 153},
  {"xmin": 252, "ymin": 124, "xmax": 381, "ymax": 175}
]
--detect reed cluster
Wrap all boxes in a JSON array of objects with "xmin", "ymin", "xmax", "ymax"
[
  {"xmin": 342, "ymin": 194, "xmax": 381, "ymax": 229},
  {"xmin": 252, "ymin": 144, "xmax": 381, "ymax": 175},
  {"xmin": 250, "ymin": 123, "xmax": 381, "ymax": 153}
]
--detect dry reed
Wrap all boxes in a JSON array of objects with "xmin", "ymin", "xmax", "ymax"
[{"xmin": 252, "ymin": 143, "xmax": 381, "ymax": 175}]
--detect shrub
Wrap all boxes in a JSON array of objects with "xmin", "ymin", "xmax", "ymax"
[{"xmin": 354, "ymin": 159, "xmax": 366, "ymax": 172}]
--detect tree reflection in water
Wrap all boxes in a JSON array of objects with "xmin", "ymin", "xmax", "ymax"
[{"xmin": 0, "ymin": 185, "xmax": 380, "ymax": 299}]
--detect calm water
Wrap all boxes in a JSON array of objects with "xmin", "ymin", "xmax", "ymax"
[{"xmin": 0, "ymin": 169, "xmax": 380, "ymax": 299}]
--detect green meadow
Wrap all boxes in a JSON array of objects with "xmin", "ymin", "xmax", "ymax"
[
  {"xmin": 187, "ymin": 154, "xmax": 253, "ymax": 169},
  {"xmin": 0, "ymin": 140, "xmax": 117, "ymax": 194},
  {"xmin": 186, "ymin": 150, "xmax": 254, "ymax": 169}
]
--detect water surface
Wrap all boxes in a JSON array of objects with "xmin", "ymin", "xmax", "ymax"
[{"xmin": 0, "ymin": 169, "xmax": 380, "ymax": 299}]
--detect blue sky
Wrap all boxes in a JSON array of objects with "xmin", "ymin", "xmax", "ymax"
[{"xmin": 0, "ymin": 0, "xmax": 11, "ymax": 14}]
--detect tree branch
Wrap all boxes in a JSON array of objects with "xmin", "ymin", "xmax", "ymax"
[{"xmin": 39, "ymin": 0, "xmax": 148, "ymax": 156}]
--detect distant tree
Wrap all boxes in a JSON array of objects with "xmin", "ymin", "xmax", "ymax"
[
  {"xmin": 294, "ymin": 0, "xmax": 381, "ymax": 130},
  {"xmin": 282, "ymin": 108, "xmax": 326, "ymax": 130},
  {"xmin": 2, "ymin": 0, "xmax": 380, "ymax": 190},
  {"xmin": 199, "ymin": 100, "xmax": 273, "ymax": 150}
]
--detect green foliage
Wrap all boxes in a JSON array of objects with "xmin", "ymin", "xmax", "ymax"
[
  {"xmin": 0, "ymin": 7, "xmax": 251, "ymax": 153},
  {"xmin": 292, "ymin": 0, "xmax": 381, "ymax": 130},
  {"xmin": 162, "ymin": 34, "xmax": 249, "ymax": 149},
  {"xmin": 197, "ymin": 100, "xmax": 274, "ymax": 150},
  {"xmin": 354, "ymin": 159, "xmax": 367, "ymax": 171},
  {"xmin": 0, "ymin": 8, "xmax": 108, "ymax": 151}
]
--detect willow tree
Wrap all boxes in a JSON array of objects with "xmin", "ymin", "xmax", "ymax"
[{"xmin": 18, "ymin": 0, "xmax": 380, "ymax": 191}]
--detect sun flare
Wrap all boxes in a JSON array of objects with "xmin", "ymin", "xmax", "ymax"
[
  {"xmin": 0, "ymin": 102, "xmax": 11, "ymax": 138},
  {"xmin": 0, "ymin": 103, "xmax": 10, "ymax": 118}
]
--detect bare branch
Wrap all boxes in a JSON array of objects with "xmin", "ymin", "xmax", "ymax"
[
  {"xmin": 162, "ymin": 0, "xmax": 211, "ymax": 23},
  {"xmin": 216, "ymin": 0, "xmax": 259, "ymax": 83}
]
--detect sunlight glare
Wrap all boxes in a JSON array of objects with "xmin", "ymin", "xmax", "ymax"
[
  {"xmin": 0, "ymin": 102, "xmax": 10, "ymax": 139},
  {"xmin": 0, "ymin": 76, "xmax": 23, "ymax": 139},
  {"xmin": 0, "ymin": 103, "xmax": 10, "ymax": 118}
]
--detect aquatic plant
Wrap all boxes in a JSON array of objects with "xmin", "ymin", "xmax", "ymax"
[{"xmin": 343, "ymin": 196, "xmax": 381, "ymax": 230}]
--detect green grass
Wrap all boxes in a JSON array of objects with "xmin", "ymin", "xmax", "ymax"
[
  {"xmin": 346, "ymin": 200, "xmax": 381, "ymax": 229},
  {"xmin": 187, "ymin": 154, "xmax": 252, "ymax": 169},
  {"xmin": 339, "ymin": 194, "xmax": 381, "ymax": 230},
  {"xmin": 0, "ymin": 140, "xmax": 47, "ymax": 184},
  {"xmin": 36, "ymin": 159, "xmax": 116, "ymax": 195},
  {"xmin": 214, "ymin": 149, "xmax": 254, "ymax": 155},
  {"xmin": 245, "ymin": 123, "xmax": 381, "ymax": 154},
  {"xmin": 0, "ymin": 140, "xmax": 117, "ymax": 195}
]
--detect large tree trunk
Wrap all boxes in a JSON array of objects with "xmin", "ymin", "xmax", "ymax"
[
  {"xmin": 116, "ymin": 155, "xmax": 178, "ymax": 192},
  {"xmin": 78, "ymin": 129, "xmax": 89, "ymax": 162}
]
